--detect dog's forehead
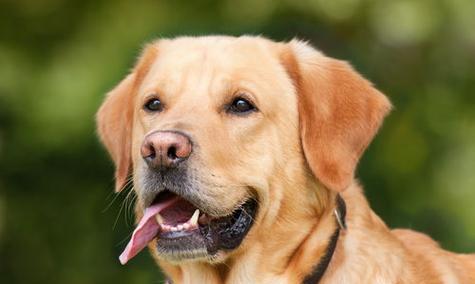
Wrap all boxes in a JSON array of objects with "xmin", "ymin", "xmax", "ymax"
[
  {"xmin": 138, "ymin": 37, "xmax": 288, "ymax": 97},
  {"xmin": 157, "ymin": 36, "xmax": 276, "ymax": 66}
]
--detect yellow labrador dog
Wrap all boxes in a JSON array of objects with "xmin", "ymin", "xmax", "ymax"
[{"xmin": 97, "ymin": 36, "xmax": 475, "ymax": 283}]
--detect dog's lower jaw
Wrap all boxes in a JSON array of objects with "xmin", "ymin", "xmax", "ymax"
[{"xmin": 153, "ymin": 189, "xmax": 337, "ymax": 284}]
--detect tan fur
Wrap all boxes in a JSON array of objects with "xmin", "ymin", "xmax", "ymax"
[{"xmin": 97, "ymin": 36, "xmax": 475, "ymax": 283}]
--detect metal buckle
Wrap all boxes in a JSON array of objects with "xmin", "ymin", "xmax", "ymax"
[{"xmin": 334, "ymin": 208, "xmax": 347, "ymax": 231}]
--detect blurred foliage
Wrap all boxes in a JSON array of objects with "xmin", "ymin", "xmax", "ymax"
[{"xmin": 1, "ymin": 0, "xmax": 474, "ymax": 283}]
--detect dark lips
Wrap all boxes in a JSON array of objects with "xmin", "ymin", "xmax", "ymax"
[{"xmin": 155, "ymin": 198, "xmax": 258, "ymax": 261}]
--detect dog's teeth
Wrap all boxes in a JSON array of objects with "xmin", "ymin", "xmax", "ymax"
[
  {"xmin": 171, "ymin": 227, "xmax": 178, "ymax": 232},
  {"xmin": 177, "ymin": 224, "xmax": 184, "ymax": 230},
  {"xmin": 190, "ymin": 209, "xmax": 200, "ymax": 226},
  {"xmin": 155, "ymin": 213, "xmax": 164, "ymax": 224},
  {"xmin": 183, "ymin": 223, "xmax": 190, "ymax": 230}
]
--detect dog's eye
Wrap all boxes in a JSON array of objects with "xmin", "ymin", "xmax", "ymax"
[
  {"xmin": 144, "ymin": 98, "xmax": 163, "ymax": 112},
  {"xmin": 228, "ymin": 97, "xmax": 255, "ymax": 114}
]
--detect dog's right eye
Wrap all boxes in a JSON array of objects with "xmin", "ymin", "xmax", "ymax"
[
  {"xmin": 144, "ymin": 98, "xmax": 163, "ymax": 112},
  {"xmin": 227, "ymin": 97, "xmax": 256, "ymax": 114}
]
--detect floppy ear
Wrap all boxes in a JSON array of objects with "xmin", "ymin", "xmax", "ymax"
[
  {"xmin": 96, "ymin": 44, "xmax": 158, "ymax": 192},
  {"xmin": 281, "ymin": 40, "xmax": 391, "ymax": 192},
  {"xmin": 96, "ymin": 74, "xmax": 136, "ymax": 192}
]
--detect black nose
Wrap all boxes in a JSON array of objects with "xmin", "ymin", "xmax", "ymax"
[{"xmin": 141, "ymin": 131, "xmax": 192, "ymax": 169}]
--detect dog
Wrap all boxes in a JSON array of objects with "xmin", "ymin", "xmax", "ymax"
[{"xmin": 96, "ymin": 36, "xmax": 475, "ymax": 283}]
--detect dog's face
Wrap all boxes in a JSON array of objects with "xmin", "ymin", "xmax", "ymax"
[
  {"xmin": 133, "ymin": 37, "xmax": 300, "ymax": 216},
  {"xmin": 97, "ymin": 36, "xmax": 391, "ymax": 264}
]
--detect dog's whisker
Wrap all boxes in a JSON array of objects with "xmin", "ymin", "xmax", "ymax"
[
  {"xmin": 102, "ymin": 176, "xmax": 133, "ymax": 213},
  {"xmin": 125, "ymin": 192, "xmax": 137, "ymax": 226},
  {"xmin": 113, "ymin": 197, "xmax": 125, "ymax": 230},
  {"xmin": 111, "ymin": 175, "xmax": 135, "ymax": 230},
  {"xmin": 123, "ymin": 189, "xmax": 133, "ymax": 225}
]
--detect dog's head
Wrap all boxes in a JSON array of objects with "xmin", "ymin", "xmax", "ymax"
[{"xmin": 96, "ymin": 36, "xmax": 390, "ymax": 264}]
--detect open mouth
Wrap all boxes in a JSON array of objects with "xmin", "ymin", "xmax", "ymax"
[{"xmin": 119, "ymin": 190, "xmax": 258, "ymax": 264}]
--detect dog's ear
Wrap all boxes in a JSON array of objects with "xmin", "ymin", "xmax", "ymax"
[
  {"xmin": 96, "ymin": 44, "xmax": 158, "ymax": 192},
  {"xmin": 96, "ymin": 73, "xmax": 136, "ymax": 192},
  {"xmin": 280, "ymin": 40, "xmax": 391, "ymax": 192}
]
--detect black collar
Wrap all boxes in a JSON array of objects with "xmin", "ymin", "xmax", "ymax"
[{"xmin": 302, "ymin": 194, "xmax": 347, "ymax": 284}]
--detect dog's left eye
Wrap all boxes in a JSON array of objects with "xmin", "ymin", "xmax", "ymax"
[
  {"xmin": 144, "ymin": 98, "xmax": 163, "ymax": 112},
  {"xmin": 228, "ymin": 97, "xmax": 255, "ymax": 114}
]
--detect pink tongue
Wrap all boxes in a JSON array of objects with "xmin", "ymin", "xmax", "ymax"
[{"xmin": 119, "ymin": 197, "xmax": 179, "ymax": 265}]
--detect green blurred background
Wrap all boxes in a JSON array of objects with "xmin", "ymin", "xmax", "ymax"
[{"xmin": 1, "ymin": 0, "xmax": 474, "ymax": 283}]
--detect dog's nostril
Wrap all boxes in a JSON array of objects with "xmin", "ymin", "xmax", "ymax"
[
  {"xmin": 147, "ymin": 145, "xmax": 156, "ymax": 158},
  {"xmin": 167, "ymin": 146, "xmax": 178, "ymax": 160},
  {"xmin": 142, "ymin": 144, "xmax": 156, "ymax": 165}
]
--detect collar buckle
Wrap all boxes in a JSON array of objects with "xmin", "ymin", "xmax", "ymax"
[
  {"xmin": 334, "ymin": 208, "xmax": 347, "ymax": 230},
  {"xmin": 334, "ymin": 194, "xmax": 347, "ymax": 231}
]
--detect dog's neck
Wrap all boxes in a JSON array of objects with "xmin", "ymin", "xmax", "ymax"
[
  {"xmin": 302, "ymin": 194, "xmax": 346, "ymax": 283},
  {"xmin": 158, "ymin": 183, "xmax": 343, "ymax": 284}
]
